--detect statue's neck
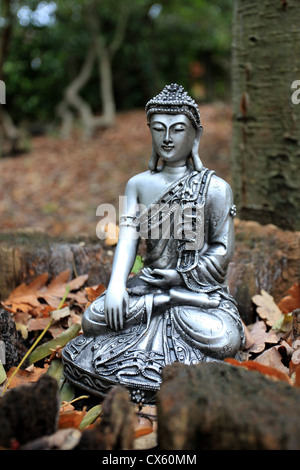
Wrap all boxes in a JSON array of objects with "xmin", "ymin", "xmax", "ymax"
[{"xmin": 161, "ymin": 163, "xmax": 188, "ymax": 179}]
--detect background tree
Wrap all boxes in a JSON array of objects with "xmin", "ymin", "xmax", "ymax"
[
  {"xmin": 56, "ymin": 0, "xmax": 135, "ymax": 138},
  {"xmin": 231, "ymin": 0, "xmax": 300, "ymax": 230},
  {"xmin": 1, "ymin": 0, "xmax": 233, "ymax": 142}
]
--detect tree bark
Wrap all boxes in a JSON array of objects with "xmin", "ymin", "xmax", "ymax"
[
  {"xmin": 231, "ymin": 0, "xmax": 300, "ymax": 230},
  {"xmin": 157, "ymin": 362, "xmax": 300, "ymax": 450}
]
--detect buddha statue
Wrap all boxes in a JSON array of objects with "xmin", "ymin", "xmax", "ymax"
[{"xmin": 62, "ymin": 84, "xmax": 245, "ymax": 404}]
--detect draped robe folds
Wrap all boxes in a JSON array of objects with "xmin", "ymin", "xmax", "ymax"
[{"xmin": 62, "ymin": 168, "xmax": 245, "ymax": 403}]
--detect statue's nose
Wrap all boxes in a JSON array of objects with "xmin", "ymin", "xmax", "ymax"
[{"xmin": 163, "ymin": 128, "xmax": 172, "ymax": 143}]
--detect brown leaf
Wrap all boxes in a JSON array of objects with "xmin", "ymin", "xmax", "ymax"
[
  {"xmin": 134, "ymin": 427, "xmax": 153, "ymax": 439},
  {"xmin": 85, "ymin": 284, "xmax": 106, "ymax": 303},
  {"xmin": 2, "ymin": 270, "xmax": 89, "ymax": 313},
  {"xmin": 5, "ymin": 365, "xmax": 49, "ymax": 389},
  {"xmin": 246, "ymin": 321, "xmax": 278, "ymax": 354},
  {"xmin": 39, "ymin": 270, "xmax": 88, "ymax": 308},
  {"xmin": 252, "ymin": 290, "xmax": 282, "ymax": 327},
  {"xmin": 278, "ymin": 282, "xmax": 300, "ymax": 314},
  {"xmin": 254, "ymin": 346, "xmax": 290, "ymax": 378},
  {"xmin": 1, "ymin": 273, "xmax": 49, "ymax": 313},
  {"xmin": 294, "ymin": 365, "xmax": 300, "ymax": 388},
  {"xmin": 27, "ymin": 317, "xmax": 52, "ymax": 332},
  {"xmin": 58, "ymin": 409, "xmax": 86, "ymax": 430},
  {"xmin": 225, "ymin": 356, "xmax": 291, "ymax": 384}
]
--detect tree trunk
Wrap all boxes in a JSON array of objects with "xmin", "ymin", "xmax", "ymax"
[
  {"xmin": 56, "ymin": 1, "xmax": 131, "ymax": 139},
  {"xmin": 231, "ymin": 0, "xmax": 300, "ymax": 230},
  {"xmin": 95, "ymin": 38, "xmax": 116, "ymax": 126},
  {"xmin": 56, "ymin": 42, "xmax": 97, "ymax": 139}
]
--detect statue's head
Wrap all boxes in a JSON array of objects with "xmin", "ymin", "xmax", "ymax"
[{"xmin": 145, "ymin": 83, "xmax": 203, "ymax": 171}]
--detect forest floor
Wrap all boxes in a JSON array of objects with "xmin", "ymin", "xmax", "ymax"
[
  {"xmin": 0, "ymin": 102, "xmax": 232, "ymax": 238},
  {"xmin": 1, "ymin": 103, "xmax": 300, "ymax": 451}
]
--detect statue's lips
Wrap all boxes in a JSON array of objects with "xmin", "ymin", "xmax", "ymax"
[{"xmin": 161, "ymin": 145, "xmax": 174, "ymax": 151}]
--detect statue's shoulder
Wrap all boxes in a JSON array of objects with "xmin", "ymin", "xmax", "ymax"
[
  {"xmin": 206, "ymin": 172, "xmax": 233, "ymax": 204},
  {"xmin": 126, "ymin": 170, "xmax": 152, "ymax": 190}
]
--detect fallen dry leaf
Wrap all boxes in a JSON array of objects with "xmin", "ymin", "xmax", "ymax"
[
  {"xmin": 293, "ymin": 365, "xmax": 300, "ymax": 388},
  {"xmin": 254, "ymin": 346, "xmax": 290, "ymax": 378},
  {"xmin": 252, "ymin": 290, "xmax": 282, "ymax": 327},
  {"xmin": 246, "ymin": 321, "xmax": 278, "ymax": 354},
  {"xmin": 27, "ymin": 317, "xmax": 52, "ymax": 332},
  {"xmin": 38, "ymin": 270, "xmax": 89, "ymax": 308},
  {"xmin": 2, "ymin": 269, "xmax": 89, "ymax": 313},
  {"xmin": 5, "ymin": 365, "xmax": 49, "ymax": 389},
  {"xmin": 58, "ymin": 409, "xmax": 86, "ymax": 430},
  {"xmin": 278, "ymin": 282, "xmax": 300, "ymax": 314},
  {"xmin": 225, "ymin": 357, "xmax": 291, "ymax": 384},
  {"xmin": 85, "ymin": 284, "xmax": 106, "ymax": 304},
  {"xmin": 1, "ymin": 273, "xmax": 49, "ymax": 313}
]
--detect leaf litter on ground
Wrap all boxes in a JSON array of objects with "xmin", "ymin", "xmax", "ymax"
[
  {"xmin": 0, "ymin": 269, "xmax": 158, "ymax": 450},
  {"xmin": 239, "ymin": 281, "xmax": 300, "ymax": 385},
  {"xmin": 2, "ymin": 272, "xmax": 300, "ymax": 449}
]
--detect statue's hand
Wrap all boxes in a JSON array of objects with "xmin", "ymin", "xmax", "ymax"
[
  {"xmin": 140, "ymin": 267, "xmax": 182, "ymax": 288},
  {"xmin": 104, "ymin": 285, "xmax": 129, "ymax": 331},
  {"xmin": 169, "ymin": 288, "xmax": 221, "ymax": 308}
]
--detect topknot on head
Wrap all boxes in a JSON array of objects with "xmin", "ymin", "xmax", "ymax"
[{"xmin": 145, "ymin": 83, "xmax": 201, "ymax": 129}]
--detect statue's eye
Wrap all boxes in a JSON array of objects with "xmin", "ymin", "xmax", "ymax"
[
  {"xmin": 152, "ymin": 126, "xmax": 164, "ymax": 132},
  {"xmin": 173, "ymin": 126, "xmax": 185, "ymax": 132}
]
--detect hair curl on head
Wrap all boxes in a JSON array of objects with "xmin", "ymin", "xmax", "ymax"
[{"xmin": 145, "ymin": 83, "xmax": 201, "ymax": 130}]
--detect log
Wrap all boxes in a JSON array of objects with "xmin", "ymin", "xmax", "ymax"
[
  {"xmin": 76, "ymin": 386, "xmax": 135, "ymax": 450},
  {"xmin": 0, "ymin": 219, "xmax": 299, "ymax": 325},
  {"xmin": 157, "ymin": 361, "xmax": 300, "ymax": 450},
  {"xmin": 0, "ymin": 308, "xmax": 26, "ymax": 370},
  {"xmin": 0, "ymin": 231, "xmax": 115, "ymax": 302},
  {"xmin": 228, "ymin": 219, "xmax": 300, "ymax": 324},
  {"xmin": 0, "ymin": 374, "xmax": 59, "ymax": 449}
]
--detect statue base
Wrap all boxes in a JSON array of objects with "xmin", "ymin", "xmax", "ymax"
[{"xmin": 62, "ymin": 334, "xmax": 169, "ymax": 404}]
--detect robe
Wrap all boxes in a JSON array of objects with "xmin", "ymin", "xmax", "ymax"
[{"xmin": 62, "ymin": 168, "xmax": 245, "ymax": 403}]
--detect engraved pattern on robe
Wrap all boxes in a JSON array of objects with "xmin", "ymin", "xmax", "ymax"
[{"xmin": 76, "ymin": 169, "xmax": 245, "ymax": 391}]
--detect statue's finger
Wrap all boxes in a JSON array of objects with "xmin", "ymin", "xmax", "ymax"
[
  {"xmin": 141, "ymin": 277, "xmax": 160, "ymax": 285},
  {"xmin": 105, "ymin": 306, "xmax": 111, "ymax": 327},
  {"xmin": 152, "ymin": 268, "xmax": 166, "ymax": 276},
  {"xmin": 123, "ymin": 295, "xmax": 129, "ymax": 318},
  {"xmin": 119, "ymin": 306, "xmax": 124, "ymax": 330},
  {"xmin": 107, "ymin": 308, "xmax": 113, "ymax": 329},
  {"xmin": 140, "ymin": 275, "xmax": 156, "ymax": 283},
  {"xmin": 113, "ymin": 308, "xmax": 119, "ymax": 331}
]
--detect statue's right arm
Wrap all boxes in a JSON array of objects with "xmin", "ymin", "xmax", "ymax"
[{"xmin": 104, "ymin": 177, "xmax": 140, "ymax": 330}]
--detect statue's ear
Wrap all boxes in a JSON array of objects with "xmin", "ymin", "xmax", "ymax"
[
  {"xmin": 191, "ymin": 126, "xmax": 203, "ymax": 171},
  {"xmin": 148, "ymin": 146, "xmax": 159, "ymax": 171}
]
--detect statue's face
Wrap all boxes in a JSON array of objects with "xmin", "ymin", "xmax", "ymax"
[{"xmin": 150, "ymin": 114, "xmax": 196, "ymax": 166}]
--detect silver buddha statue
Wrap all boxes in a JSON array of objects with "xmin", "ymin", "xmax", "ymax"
[{"xmin": 62, "ymin": 84, "xmax": 245, "ymax": 404}]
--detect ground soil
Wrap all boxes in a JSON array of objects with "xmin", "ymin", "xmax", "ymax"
[{"xmin": 0, "ymin": 103, "xmax": 232, "ymax": 238}]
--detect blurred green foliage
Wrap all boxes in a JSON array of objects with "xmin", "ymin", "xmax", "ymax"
[{"xmin": 1, "ymin": 0, "xmax": 233, "ymax": 125}]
